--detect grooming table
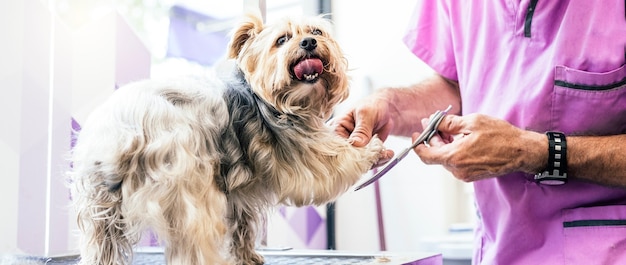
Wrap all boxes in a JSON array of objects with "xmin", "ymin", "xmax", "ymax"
[{"xmin": 1, "ymin": 248, "xmax": 442, "ymax": 265}]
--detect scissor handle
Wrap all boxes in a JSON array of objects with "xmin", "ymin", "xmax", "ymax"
[{"xmin": 409, "ymin": 105, "xmax": 452, "ymax": 149}]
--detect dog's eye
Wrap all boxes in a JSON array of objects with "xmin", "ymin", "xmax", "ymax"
[
  {"xmin": 276, "ymin": 35, "xmax": 291, "ymax": 46},
  {"xmin": 311, "ymin": 29, "xmax": 323, "ymax": 35}
]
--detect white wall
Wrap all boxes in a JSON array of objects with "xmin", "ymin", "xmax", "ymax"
[
  {"xmin": 0, "ymin": 0, "xmax": 151, "ymax": 256},
  {"xmin": 331, "ymin": 0, "xmax": 476, "ymax": 253}
]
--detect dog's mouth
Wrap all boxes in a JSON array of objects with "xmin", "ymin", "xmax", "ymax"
[{"xmin": 292, "ymin": 57, "xmax": 324, "ymax": 83}]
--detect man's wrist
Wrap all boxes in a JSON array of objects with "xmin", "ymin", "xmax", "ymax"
[{"xmin": 522, "ymin": 131, "xmax": 549, "ymax": 174}]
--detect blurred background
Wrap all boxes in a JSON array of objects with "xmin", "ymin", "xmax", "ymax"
[{"xmin": 0, "ymin": 0, "xmax": 474, "ymax": 263}]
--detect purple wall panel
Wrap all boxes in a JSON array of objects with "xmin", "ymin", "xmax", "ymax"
[
  {"xmin": 274, "ymin": 206, "xmax": 327, "ymax": 249},
  {"xmin": 166, "ymin": 5, "xmax": 229, "ymax": 67}
]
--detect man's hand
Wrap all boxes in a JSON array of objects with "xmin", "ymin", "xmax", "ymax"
[
  {"xmin": 330, "ymin": 97, "xmax": 395, "ymax": 168},
  {"xmin": 413, "ymin": 114, "xmax": 547, "ymax": 182}
]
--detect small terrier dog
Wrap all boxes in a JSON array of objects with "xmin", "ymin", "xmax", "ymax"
[{"xmin": 69, "ymin": 13, "xmax": 383, "ymax": 265}]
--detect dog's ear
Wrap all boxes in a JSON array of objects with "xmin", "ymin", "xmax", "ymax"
[{"xmin": 227, "ymin": 13, "xmax": 264, "ymax": 59}]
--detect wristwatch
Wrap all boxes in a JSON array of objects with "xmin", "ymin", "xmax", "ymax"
[{"xmin": 534, "ymin": 132, "xmax": 567, "ymax": 185}]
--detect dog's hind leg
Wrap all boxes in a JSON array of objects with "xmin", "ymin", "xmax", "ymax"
[
  {"xmin": 159, "ymin": 180, "xmax": 231, "ymax": 265},
  {"xmin": 72, "ymin": 167, "xmax": 135, "ymax": 265}
]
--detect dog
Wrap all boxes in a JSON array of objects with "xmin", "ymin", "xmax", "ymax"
[{"xmin": 69, "ymin": 13, "xmax": 383, "ymax": 265}]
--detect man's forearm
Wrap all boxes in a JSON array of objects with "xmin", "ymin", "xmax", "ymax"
[
  {"xmin": 568, "ymin": 135, "xmax": 626, "ymax": 188},
  {"xmin": 377, "ymin": 74, "xmax": 461, "ymax": 137}
]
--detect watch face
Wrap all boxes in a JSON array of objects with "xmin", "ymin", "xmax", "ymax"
[
  {"xmin": 534, "ymin": 173, "xmax": 567, "ymax": 185},
  {"xmin": 538, "ymin": 179, "xmax": 566, "ymax": 185}
]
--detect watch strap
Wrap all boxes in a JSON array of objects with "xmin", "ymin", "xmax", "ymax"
[{"xmin": 534, "ymin": 132, "xmax": 568, "ymax": 185}]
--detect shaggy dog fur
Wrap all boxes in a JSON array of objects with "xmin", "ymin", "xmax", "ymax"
[{"xmin": 69, "ymin": 13, "xmax": 383, "ymax": 265}]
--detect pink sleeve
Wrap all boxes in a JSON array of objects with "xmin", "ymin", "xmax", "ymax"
[{"xmin": 402, "ymin": 0, "xmax": 458, "ymax": 81}]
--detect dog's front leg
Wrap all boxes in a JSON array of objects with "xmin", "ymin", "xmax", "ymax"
[{"xmin": 230, "ymin": 208, "xmax": 265, "ymax": 265}]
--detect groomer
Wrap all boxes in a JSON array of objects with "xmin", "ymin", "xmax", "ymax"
[{"xmin": 333, "ymin": 1, "xmax": 626, "ymax": 264}]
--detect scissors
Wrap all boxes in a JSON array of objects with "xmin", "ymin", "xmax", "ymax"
[{"xmin": 354, "ymin": 105, "xmax": 452, "ymax": 191}]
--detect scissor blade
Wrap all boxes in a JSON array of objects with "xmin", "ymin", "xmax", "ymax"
[
  {"xmin": 353, "ymin": 105, "xmax": 452, "ymax": 192},
  {"xmin": 353, "ymin": 131, "xmax": 427, "ymax": 191},
  {"xmin": 354, "ymin": 158, "xmax": 401, "ymax": 191}
]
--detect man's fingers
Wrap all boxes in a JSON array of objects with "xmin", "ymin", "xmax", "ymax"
[
  {"xmin": 330, "ymin": 116, "xmax": 354, "ymax": 139},
  {"xmin": 347, "ymin": 111, "xmax": 375, "ymax": 147},
  {"xmin": 436, "ymin": 114, "xmax": 466, "ymax": 134},
  {"xmin": 348, "ymin": 130, "xmax": 370, "ymax": 147}
]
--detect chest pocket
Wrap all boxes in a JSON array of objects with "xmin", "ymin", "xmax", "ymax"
[{"xmin": 551, "ymin": 64, "xmax": 626, "ymax": 135}]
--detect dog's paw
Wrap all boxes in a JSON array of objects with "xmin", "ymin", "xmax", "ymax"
[
  {"xmin": 242, "ymin": 253, "xmax": 264, "ymax": 265},
  {"xmin": 234, "ymin": 250, "xmax": 264, "ymax": 265},
  {"xmin": 365, "ymin": 135, "xmax": 386, "ymax": 163},
  {"xmin": 368, "ymin": 135, "xmax": 384, "ymax": 151}
]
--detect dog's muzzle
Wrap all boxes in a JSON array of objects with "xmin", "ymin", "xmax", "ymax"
[{"xmin": 293, "ymin": 57, "xmax": 323, "ymax": 82}]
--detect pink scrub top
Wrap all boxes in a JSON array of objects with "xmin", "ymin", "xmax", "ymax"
[{"xmin": 403, "ymin": 0, "xmax": 626, "ymax": 264}]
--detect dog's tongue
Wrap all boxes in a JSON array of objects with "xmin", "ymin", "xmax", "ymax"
[{"xmin": 293, "ymin": 58, "xmax": 323, "ymax": 81}]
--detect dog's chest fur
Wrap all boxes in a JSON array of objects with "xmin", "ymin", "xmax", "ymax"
[{"xmin": 215, "ymin": 69, "xmax": 315, "ymax": 195}]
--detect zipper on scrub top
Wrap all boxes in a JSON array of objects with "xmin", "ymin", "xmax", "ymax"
[{"xmin": 524, "ymin": 0, "xmax": 539, "ymax": 38}]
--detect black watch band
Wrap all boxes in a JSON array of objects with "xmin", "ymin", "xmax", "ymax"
[{"xmin": 534, "ymin": 132, "xmax": 568, "ymax": 185}]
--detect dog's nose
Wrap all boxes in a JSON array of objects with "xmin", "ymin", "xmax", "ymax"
[{"xmin": 300, "ymin": 37, "xmax": 317, "ymax": 51}]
